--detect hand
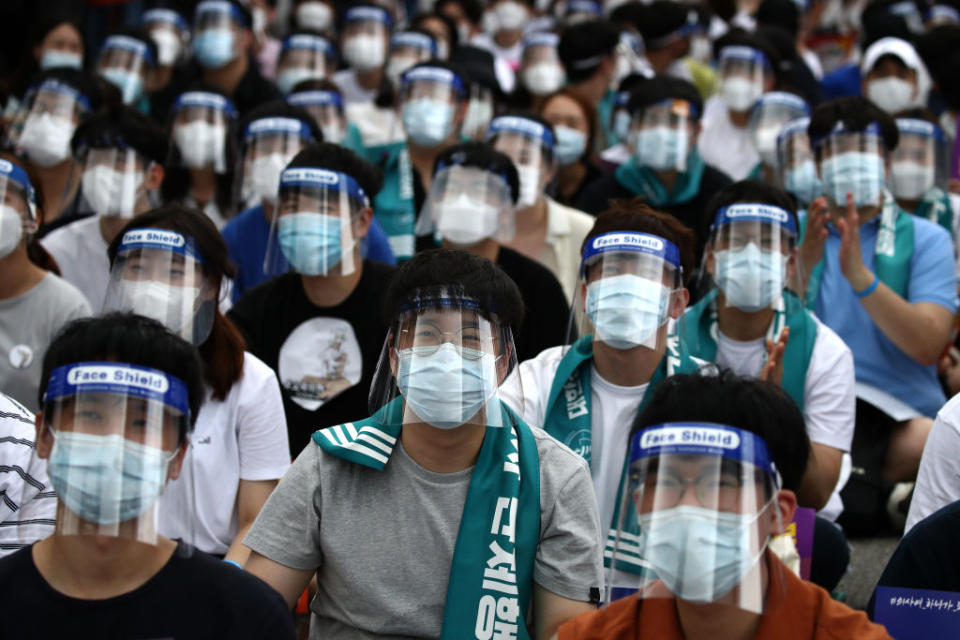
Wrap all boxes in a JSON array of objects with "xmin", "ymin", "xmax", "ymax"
[
  {"xmin": 799, "ymin": 197, "xmax": 829, "ymax": 284},
  {"xmin": 949, "ymin": 178, "xmax": 960, "ymax": 195},
  {"xmin": 835, "ymin": 192, "xmax": 874, "ymax": 292},
  {"xmin": 759, "ymin": 326, "xmax": 789, "ymax": 387}
]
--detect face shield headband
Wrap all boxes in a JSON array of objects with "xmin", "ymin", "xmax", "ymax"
[
  {"xmin": 485, "ymin": 115, "xmax": 556, "ymax": 153},
  {"xmin": 391, "ymin": 31, "xmax": 438, "ymax": 58},
  {"xmin": 710, "ymin": 203, "xmax": 797, "ymax": 236},
  {"xmin": 718, "ymin": 45, "xmax": 772, "ymax": 74},
  {"xmin": 281, "ymin": 33, "xmax": 338, "ymax": 60},
  {"xmin": 0, "ymin": 159, "xmax": 38, "ymax": 222},
  {"xmin": 195, "ymin": 0, "xmax": 249, "ymax": 28},
  {"xmin": 809, "ymin": 120, "xmax": 886, "ymax": 152},
  {"xmin": 288, "ymin": 89, "xmax": 344, "ymax": 111},
  {"xmin": 171, "ymin": 91, "xmax": 238, "ymax": 119},
  {"xmin": 100, "ymin": 34, "xmax": 157, "ymax": 70},
  {"xmin": 343, "ymin": 5, "xmax": 394, "ymax": 29},
  {"xmin": 242, "ymin": 116, "xmax": 316, "ymax": 145},
  {"xmin": 278, "ymin": 166, "xmax": 370, "ymax": 208},
  {"xmin": 580, "ymin": 231, "xmax": 682, "ymax": 279},
  {"xmin": 144, "ymin": 8, "xmax": 190, "ymax": 34},
  {"xmin": 400, "ymin": 65, "xmax": 466, "ymax": 98},
  {"xmin": 25, "ymin": 79, "xmax": 92, "ymax": 113}
]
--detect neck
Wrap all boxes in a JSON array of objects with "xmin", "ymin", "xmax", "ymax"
[
  {"xmin": 203, "ymin": 53, "xmax": 248, "ymax": 96},
  {"xmin": 896, "ymin": 197, "xmax": 920, "ymax": 213},
  {"xmin": 189, "ymin": 169, "xmax": 218, "ymax": 205},
  {"xmin": 715, "ymin": 294, "xmax": 776, "ymax": 341},
  {"xmin": 514, "ymin": 198, "xmax": 547, "ymax": 235},
  {"xmin": 36, "ymin": 160, "xmax": 79, "ymax": 223},
  {"xmin": 444, "ymin": 237, "xmax": 500, "ymax": 263},
  {"xmin": 153, "ymin": 65, "xmax": 174, "ymax": 90},
  {"xmin": 300, "ymin": 252, "xmax": 364, "ymax": 307},
  {"xmin": 574, "ymin": 76, "xmax": 608, "ymax": 107},
  {"xmin": 646, "ymin": 49, "xmax": 674, "ymax": 74},
  {"xmin": 654, "ymin": 169, "xmax": 679, "ymax": 192},
  {"xmin": 729, "ymin": 109, "xmax": 750, "ymax": 128},
  {"xmin": 356, "ymin": 66, "xmax": 384, "ymax": 91},
  {"xmin": 407, "ymin": 142, "xmax": 444, "ymax": 191},
  {"xmin": 674, "ymin": 556, "xmax": 769, "ymax": 640},
  {"xmin": 401, "ymin": 421, "xmax": 486, "ymax": 472},
  {"xmin": 99, "ymin": 216, "xmax": 131, "ymax": 246},
  {"xmin": 0, "ymin": 249, "xmax": 46, "ymax": 299},
  {"xmin": 593, "ymin": 339, "xmax": 663, "ymax": 386},
  {"xmin": 557, "ymin": 162, "xmax": 586, "ymax": 198},
  {"xmin": 494, "ymin": 29, "xmax": 523, "ymax": 48}
]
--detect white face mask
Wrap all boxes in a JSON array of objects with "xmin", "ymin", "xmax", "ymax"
[
  {"xmin": 18, "ymin": 113, "xmax": 75, "ymax": 168},
  {"xmin": 174, "ymin": 121, "xmax": 226, "ymax": 171},
  {"xmin": 461, "ymin": 100, "xmax": 494, "ymax": 140},
  {"xmin": 890, "ymin": 160, "xmax": 935, "ymax": 201},
  {"xmin": 939, "ymin": 111, "xmax": 958, "ymax": 142},
  {"xmin": 82, "ymin": 165, "xmax": 145, "ymax": 218},
  {"xmin": 150, "ymin": 29, "xmax": 182, "ymax": 66},
  {"xmin": 343, "ymin": 34, "xmax": 387, "ymax": 72},
  {"xmin": 114, "ymin": 279, "xmax": 200, "ymax": 338},
  {"xmin": 516, "ymin": 165, "xmax": 542, "ymax": 208},
  {"xmin": 244, "ymin": 153, "xmax": 289, "ymax": 204},
  {"xmin": 522, "ymin": 63, "xmax": 565, "ymax": 95},
  {"xmin": 0, "ymin": 204, "xmax": 24, "ymax": 260},
  {"xmin": 494, "ymin": 1, "xmax": 529, "ymax": 31},
  {"xmin": 436, "ymin": 193, "xmax": 501, "ymax": 245},
  {"xmin": 753, "ymin": 127, "xmax": 780, "ymax": 168},
  {"xmin": 296, "ymin": 1, "xmax": 334, "ymax": 31},
  {"xmin": 867, "ymin": 77, "xmax": 915, "ymax": 114},
  {"xmin": 720, "ymin": 76, "xmax": 762, "ymax": 112}
]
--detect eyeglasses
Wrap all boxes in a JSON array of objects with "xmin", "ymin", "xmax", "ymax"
[{"xmin": 637, "ymin": 471, "xmax": 746, "ymax": 512}]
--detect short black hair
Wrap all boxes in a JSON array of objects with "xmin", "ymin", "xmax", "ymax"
[
  {"xmin": 808, "ymin": 96, "xmax": 899, "ymax": 155},
  {"xmin": 102, "ymin": 27, "xmax": 160, "ymax": 69},
  {"xmin": 412, "ymin": 12, "xmax": 459, "ymax": 49},
  {"xmin": 31, "ymin": 12, "xmax": 83, "ymax": 49},
  {"xmin": 636, "ymin": 1, "xmax": 699, "ymax": 50},
  {"xmin": 632, "ymin": 370, "xmax": 811, "ymax": 492},
  {"xmin": 28, "ymin": 68, "xmax": 104, "ymax": 113},
  {"xmin": 626, "ymin": 74, "xmax": 703, "ymax": 121},
  {"xmin": 713, "ymin": 28, "xmax": 781, "ymax": 82},
  {"xmin": 861, "ymin": 0, "xmax": 915, "ymax": 48},
  {"xmin": 558, "ymin": 20, "xmax": 621, "ymax": 83},
  {"xmin": 437, "ymin": 0, "xmax": 484, "ymax": 25},
  {"xmin": 755, "ymin": 0, "xmax": 800, "ymax": 39},
  {"xmin": 916, "ymin": 24, "xmax": 960, "ymax": 82},
  {"xmin": 71, "ymin": 105, "xmax": 170, "ymax": 165},
  {"xmin": 236, "ymin": 99, "xmax": 323, "ymax": 151},
  {"xmin": 433, "ymin": 141, "xmax": 521, "ymax": 204},
  {"xmin": 609, "ymin": 1, "xmax": 646, "ymax": 32},
  {"xmin": 287, "ymin": 142, "xmax": 385, "ymax": 199},
  {"xmin": 383, "ymin": 249, "xmax": 526, "ymax": 333},
  {"xmin": 704, "ymin": 179, "xmax": 799, "ymax": 229},
  {"xmin": 38, "ymin": 313, "xmax": 207, "ymax": 441}
]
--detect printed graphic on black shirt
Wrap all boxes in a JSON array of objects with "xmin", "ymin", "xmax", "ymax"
[{"xmin": 278, "ymin": 318, "xmax": 363, "ymax": 411}]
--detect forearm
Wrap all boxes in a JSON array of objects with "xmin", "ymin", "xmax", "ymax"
[
  {"xmin": 796, "ymin": 445, "xmax": 842, "ymax": 511},
  {"xmin": 857, "ymin": 279, "xmax": 951, "ymax": 365},
  {"xmin": 224, "ymin": 522, "xmax": 255, "ymax": 565}
]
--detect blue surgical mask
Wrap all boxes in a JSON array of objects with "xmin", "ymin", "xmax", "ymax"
[
  {"xmin": 820, "ymin": 151, "xmax": 885, "ymax": 208},
  {"xmin": 638, "ymin": 504, "xmax": 768, "ymax": 603},
  {"xmin": 41, "ymin": 50, "xmax": 82, "ymax": 70},
  {"xmin": 278, "ymin": 212, "xmax": 349, "ymax": 275},
  {"xmin": 714, "ymin": 243, "xmax": 786, "ymax": 313},
  {"xmin": 554, "ymin": 125, "xmax": 587, "ymax": 167},
  {"xmin": 402, "ymin": 98, "xmax": 455, "ymax": 147},
  {"xmin": 634, "ymin": 126, "xmax": 689, "ymax": 172},
  {"xmin": 396, "ymin": 343, "xmax": 497, "ymax": 429},
  {"xmin": 785, "ymin": 160, "xmax": 822, "ymax": 205},
  {"xmin": 100, "ymin": 68, "xmax": 144, "ymax": 105},
  {"xmin": 47, "ymin": 431, "xmax": 170, "ymax": 525},
  {"xmin": 586, "ymin": 274, "xmax": 669, "ymax": 350},
  {"xmin": 193, "ymin": 28, "xmax": 237, "ymax": 69}
]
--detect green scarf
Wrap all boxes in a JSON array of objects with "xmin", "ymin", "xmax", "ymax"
[
  {"xmin": 681, "ymin": 289, "xmax": 818, "ymax": 409},
  {"xmin": 805, "ymin": 190, "xmax": 914, "ymax": 307},
  {"xmin": 913, "ymin": 185, "xmax": 954, "ymax": 233},
  {"xmin": 312, "ymin": 398, "xmax": 540, "ymax": 640},
  {"xmin": 540, "ymin": 334, "xmax": 701, "ymax": 573},
  {"xmin": 371, "ymin": 142, "xmax": 417, "ymax": 261},
  {"xmin": 614, "ymin": 148, "xmax": 706, "ymax": 207}
]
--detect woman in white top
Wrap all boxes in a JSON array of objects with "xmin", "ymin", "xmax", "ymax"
[{"xmin": 103, "ymin": 203, "xmax": 290, "ymax": 565}]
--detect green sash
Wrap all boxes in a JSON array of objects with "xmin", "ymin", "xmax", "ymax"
[
  {"xmin": 914, "ymin": 185, "xmax": 954, "ymax": 233},
  {"xmin": 312, "ymin": 398, "xmax": 541, "ymax": 640},
  {"xmin": 681, "ymin": 289, "xmax": 818, "ymax": 409},
  {"xmin": 371, "ymin": 142, "xmax": 417, "ymax": 261},
  {"xmin": 614, "ymin": 148, "xmax": 706, "ymax": 207},
  {"xmin": 805, "ymin": 190, "xmax": 914, "ymax": 307}
]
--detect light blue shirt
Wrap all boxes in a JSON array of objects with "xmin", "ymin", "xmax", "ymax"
[{"xmin": 815, "ymin": 215, "xmax": 958, "ymax": 417}]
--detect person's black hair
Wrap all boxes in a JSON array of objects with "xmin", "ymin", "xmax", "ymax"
[
  {"xmin": 235, "ymin": 99, "xmax": 323, "ymax": 152},
  {"xmin": 704, "ymin": 179, "xmax": 799, "ymax": 229},
  {"xmin": 861, "ymin": 0, "xmax": 915, "ymax": 48},
  {"xmin": 632, "ymin": 370, "xmax": 811, "ymax": 492},
  {"xmin": 930, "ymin": 50, "xmax": 960, "ymax": 110},
  {"xmin": 617, "ymin": 71, "xmax": 650, "ymax": 94},
  {"xmin": 609, "ymin": 1, "xmax": 646, "ymax": 32},
  {"xmin": 712, "ymin": 28, "xmax": 781, "ymax": 82},
  {"xmin": 31, "ymin": 12, "xmax": 84, "ymax": 50},
  {"xmin": 412, "ymin": 11, "xmax": 460, "ymax": 50},
  {"xmin": 626, "ymin": 74, "xmax": 703, "ymax": 121},
  {"xmin": 756, "ymin": 25, "xmax": 824, "ymax": 105},
  {"xmin": 558, "ymin": 19, "xmax": 621, "ymax": 83},
  {"xmin": 71, "ymin": 104, "xmax": 170, "ymax": 165},
  {"xmin": 102, "ymin": 27, "xmax": 159, "ymax": 69},
  {"xmin": 287, "ymin": 141, "xmax": 385, "ymax": 198},
  {"xmin": 450, "ymin": 45, "xmax": 504, "ymax": 100},
  {"xmin": 488, "ymin": 110, "xmax": 557, "ymax": 166},
  {"xmin": 437, "ymin": 0, "xmax": 484, "ymax": 25},
  {"xmin": 290, "ymin": 76, "xmax": 344, "ymax": 97},
  {"xmin": 38, "ymin": 313, "xmax": 206, "ymax": 440},
  {"xmin": 916, "ymin": 24, "xmax": 960, "ymax": 80},
  {"xmin": 27, "ymin": 68, "xmax": 104, "ymax": 113},
  {"xmin": 808, "ymin": 96, "xmax": 899, "ymax": 155},
  {"xmin": 383, "ymin": 248, "xmax": 526, "ymax": 332},
  {"xmin": 433, "ymin": 141, "xmax": 521, "ymax": 204},
  {"xmin": 637, "ymin": 1, "xmax": 699, "ymax": 50},
  {"xmin": 755, "ymin": 0, "xmax": 800, "ymax": 39}
]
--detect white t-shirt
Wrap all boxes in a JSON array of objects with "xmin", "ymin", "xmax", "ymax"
[
  {"xmin": 906, "ymin": 391, "xmax": 960, "ymax": 533},
  {"xmin": 331, "ymin": 69, "xmax": 379, "ymax": 105},
  {"xmin": 345, "ymin": 101, "xmax": 406, "ymax": 149},
  {"xmin": 715, "ymin": 316, "xmax": 856, "ymax": 521},
  {"xmin": 158, "ymin": 352, "xmax": 291, "ymax": 555},
  {"xmin": 698, "ymin": 95, "xmax": 761, "ymax": 182},
  {"xmin": 40, "ymin": 216, "xmax": 111, "ymax": 311}
]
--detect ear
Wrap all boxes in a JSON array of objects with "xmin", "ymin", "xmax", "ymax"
[
  {"xmin": 144, "ymin": 163, "xmax": 165, "ymax": 191},
  {"xmin": 166, "ymin": 437, "xmax": 189, "ymax": 481},
  {"xmin": 689, "ymin": 120, "xmax": 702, "ymax": 147},
  {"xmin": 668, "ymin": 287, "xmax": 689, "ymax": 319},
  {"xmin": 354, "ymin": 207, "xmax": 373, "ymax": 239},
  {"xmin": 764, "ymin": 72, "xmax": 776, "ymax": 92},
  {"xmin": 237, "ymin": 28, "xmax": 253, "ymax": 53},
  {"xmin": 34, "ymin": 413, "xmax": 53, "ymax": 459},
  {"xmin": 705, "ymin": 247, "xmax": 716, "ymax": 276},
  {"xmin": 771, "ymin": 489, "xmax": 797, "ymax": 534},
  {"xmin": 453, "ymin": 98, "xmax": 469, "ymax": 132},
  {"xmin": 33, "ymin": 44, "xmax": 44, "ymax": 63},
  {"xmin": 388, "ymin": 341, "xmax": 399, "ymax": 378}
]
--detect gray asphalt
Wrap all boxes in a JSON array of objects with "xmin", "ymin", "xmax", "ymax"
[{"xmin": 837, "ymin": 536, "xmax": 901, "ymax": 611}]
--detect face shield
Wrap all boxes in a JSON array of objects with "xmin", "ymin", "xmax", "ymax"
[
  {"xmin": 748, "ymin": 93, "xmax": 810, "ymax": 169},
  {"xmin": 461, "ymin": 83, "xmax": 496, "ymax": 141},
  {"xmin": 277, "ymin": 34, "xmax": 338, "ymax": 94},
  {"xmin": 717, "ymin": 46, "xmax": 770, "ymax": 112},
  {"xmin": 237, "ymin": 116, "xmax": 316, "ymax": 207},
  {"xmin": 264, "ymin": 167, "xmax": 369, "ymax": 278},
  {"xmin": 563, "ymin": 0, "xmax": 603, "ymax": 25},
  {"xmin": 776, "ymin": 117, "xmax": 821, "ymax": 205},
  {"xmin": 399, "ymin": 66, "xmax": 465, "ymax": 148},
  {"xmin": 606, "ymin": 422, "xmax": 784, "ymax": 610},
  {"xmin": 79, "ymin": 147, "xmax": 153, "ymax": 218},
  {"xmin": 889, "ymin": 118, "xmax": 950, "ymax": 202},
  {"xmin": 698, "ymin": 203, "xmax": 804, "ymax": 316},
  {"xmin": 143, "ymin": 8, "xmax": 190, "ymax": 67},
  {"xmin": 573, "ymin": 232, "xmax": 685, "ymax": 354},
  {"xmin": 416, "ymin": 164, "xmax": 516, "ymax": 246},
  {"xmin": 287, "ymin": 89, "xmax": 347, "ymax": 144},
  {"xmin": 97, "ymin": 35, "xmax": 155, "ymax": 105},
  {"xmin": 486, "ymin": 115, "xmax": 555, "ymax": 208},
  {"xmin": 102, "ymin": 228, "xmax": 216, "ymax": 345},
  {"xmin": 609, "ymin": 90, "xmax": 632, "ymax": 147},
  {"xmin": 628, "ymin": 99, "xmax": 698, "ymax": 173},
  {"xmin": 170, "ymin": 91, "xmax": 237, "ymax": 173},
  {"xmin": 520, "ymin": 32, "xmax": 565, "ymax": 97},
  {"xmin": 7, "ymin": 79, "xmax": 91, "ymax": 168},
  {"xmin": 368, "ymin": 289, "xmax": 522, "ymax": 430},
  {"xmin": 192, "ymin": 1, "xmax": 245, "ymax": 69},
  {"xmin": 614, "ymin": 31, "xmax": 652, "ymax": 88},
  {"xmin": 813, "ymin": 122, "xmax": 888, "ymax": 209},
  {"xmin": 386, "ymin": 32, "xmax": 438, "ymax": 88},
  {"xmin": 341, "ymin": 7, "xmax": 393, "ymax": 72},
  {"xmin": 928, "ymin": 4, "xmax": 960, "ymax": 27},
  {"xmin": 0, "ymin": 160, "xmax": 39, "ymax": 260},
  {"xmin": 39, "ymin": 361, "xmax": 194, "ymax": 545}
]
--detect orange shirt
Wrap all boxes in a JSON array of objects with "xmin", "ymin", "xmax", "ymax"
[{"xmin": 559, "ymin": 555, "xmax": 893, "ymax": 640}]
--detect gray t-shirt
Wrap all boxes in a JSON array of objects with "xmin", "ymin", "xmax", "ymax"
[
  {"xmin": 245, "ymin": 425, "xmax": 604, "ymax": 639},
  {"xmin": 0, "ymin": 273, "xmax": 90, "ymax": 410}
]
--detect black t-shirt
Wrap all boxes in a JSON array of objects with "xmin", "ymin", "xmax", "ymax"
[
  {"xmin": 228, "ymin": 261, "xmax": 396, "ymax": 455},
  {"xmin": 496, "ymin": 246, "xmax": 570, "ymax": 363},
  {"xmin": 0, "ymin": 542, "xmax": 295, "ymax": 639},
  {"xmin": 550, "ymin": 160, "xmax": 607, "ymax": 209}
]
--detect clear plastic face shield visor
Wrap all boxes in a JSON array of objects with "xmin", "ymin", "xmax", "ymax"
[
  {"xmin": 96, "ymin": 35, "xmax": 155, "ymax": 105},
  {"xmin": 606, "ymin": 423, "xmax": 784, "ymax": 612},
  {"xmin": 776, "ymin": 117, "xmax": 821, "ymax": 205},
  {"xmin": 627, "ymin": 99, "xmax": 698, "ymax": 173},
  {"xmin": 143, "ymin": 8, "xmax": 191, "ymax": 67},
  {"xmin": 520, "ymin": 32, "xmax": 566, "ymax": 97},
  {"xmin": 928, "ymin": 3, "xmax": 960, "ymax": 27},
  {"xmin": 102, "ymin": 228, "xmax": 217, "ymax": 345},
  {"xmin": 399, "ymin": 66, "xmax": 466, "ymax": 146},
  {"xmin": 170, "ymin": 91, "xmax": 237, "ymax": 173},
  {"xmin": 5, "ymin": 80, "xmax": 91, "ymax": 168},
  {"xmin": 237, "ymin": 117, "xmax": 316, "ymax": 208},
  {"xmin": 813, "ymin": 123, "xmax": 888, "ymax": 210},
  {"xmin": 889, "ymin": 118, "xmax": 950, "ymax": 202},
  {"xmin": 79, "ymin": 146, "xmax": 154, "ymax": 219},
  {"xmin": 614, "ymin": 30, "xmax": 651, "ymax": 87},
  {"xmin": 369, "ymin": 290, "xmax": 522, "ymax": 430},
  {"xmin": 341, "ymin": 8, "xmax": 392, "ymax": 72},
  {"xmin": 264, "ymin": 167, "xmax": 370, "ymax": 278},
  {"xmin": 748, "ymin": 93, "xmax": 810, "ymax": 170},
  {"xmin": 717, "ymin": 46, "xmax": 771, "ymax": 113},
  {"xmin": 573, "ymin": 232, "xmax": 686, "ymax": 355},
  {"xmin": 277, "ymin": 35, "xmax": 338, "ymax": 93},
  {"xmin": 386, "ymin": 32, "xmax": 439, "ymax": 87},
  {"xmin": 699, "ymin": 203, "xmax": 804, "ymax": 316},
  {"xmin": 416, "ymin": 164, "xmax": 516, "ymax": 247},
  {"xmin": 38, "ymin": 361, "xmax": 194, "ymax": 546},
  {"xmin": 287, "ymin": 90, "xmax": 347, "ymax": 144},
  {"xmin": 461, "ymin": 83, "xmax": 496, "ymax": 141},
  {"xmin": 0, "ymin": 160, "xmax": 39, "ymax": 258},
  {"xmin": 486, "ymin": 116, "xmax": 556, "ymax": 209}
]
